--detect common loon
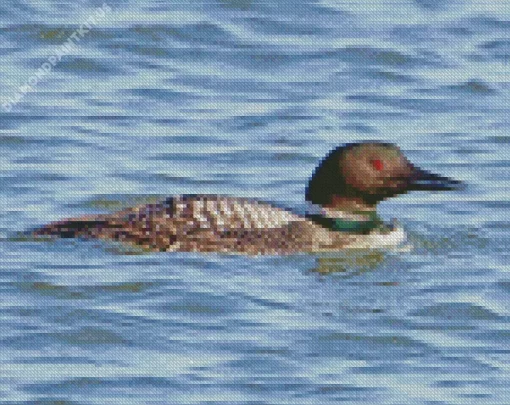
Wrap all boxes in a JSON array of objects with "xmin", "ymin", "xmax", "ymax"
[{"xmin": 33, "ymin": 142, "xmax": 461, "ymax": 255}]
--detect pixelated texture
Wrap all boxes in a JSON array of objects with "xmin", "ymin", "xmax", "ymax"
[{"xmin": 1, "ymin": 1, "xmax": 508, "ymax": 404}]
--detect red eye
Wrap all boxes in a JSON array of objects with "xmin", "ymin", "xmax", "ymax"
[{"xmin": 371, "ymin": 159, "xmax": 384, "ymax": 171}]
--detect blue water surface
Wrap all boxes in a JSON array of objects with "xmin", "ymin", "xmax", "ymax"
[{"xmin": 0, "ymin": 1, "xmax": 509, "ymax": 404}]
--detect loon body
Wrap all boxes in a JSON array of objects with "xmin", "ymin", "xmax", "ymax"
[{"xmin": 33, "ymin": 142, "xmax": 461, "ymax": 255}]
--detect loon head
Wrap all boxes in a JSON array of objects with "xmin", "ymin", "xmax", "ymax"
[{"xmin": 306, "ymin": 142, "xmax": 462, "ymax": 212}]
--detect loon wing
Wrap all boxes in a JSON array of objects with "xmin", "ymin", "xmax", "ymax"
[
  {"xmin": 105, "ymin": 195, "xmax": 311, "ymax": 253},
  {"xmin": 163, "ymin": 195, "xmax": 303, "ymax": 230}
]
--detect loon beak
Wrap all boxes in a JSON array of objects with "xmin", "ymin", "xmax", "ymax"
[{"xmin": 410, "ymin": 167, "xmax": 463, "ymax": 191}]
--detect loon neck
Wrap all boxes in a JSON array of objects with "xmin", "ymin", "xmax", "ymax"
[
  {"xmin": 324, "ymin": 195, "xmax": 377, "ymax": 214},
  {"xmin": 307, "ymin": 206, "xmax": 381, "ymax": 234},
  {"xmin": 320, "ymin": 207, "xmax": 378, "ymax": 221}
]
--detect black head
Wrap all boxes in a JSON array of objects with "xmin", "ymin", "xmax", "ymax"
[{"xmin": 306, "ymin": 142, "xmax": 462, "ymax": 207}]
